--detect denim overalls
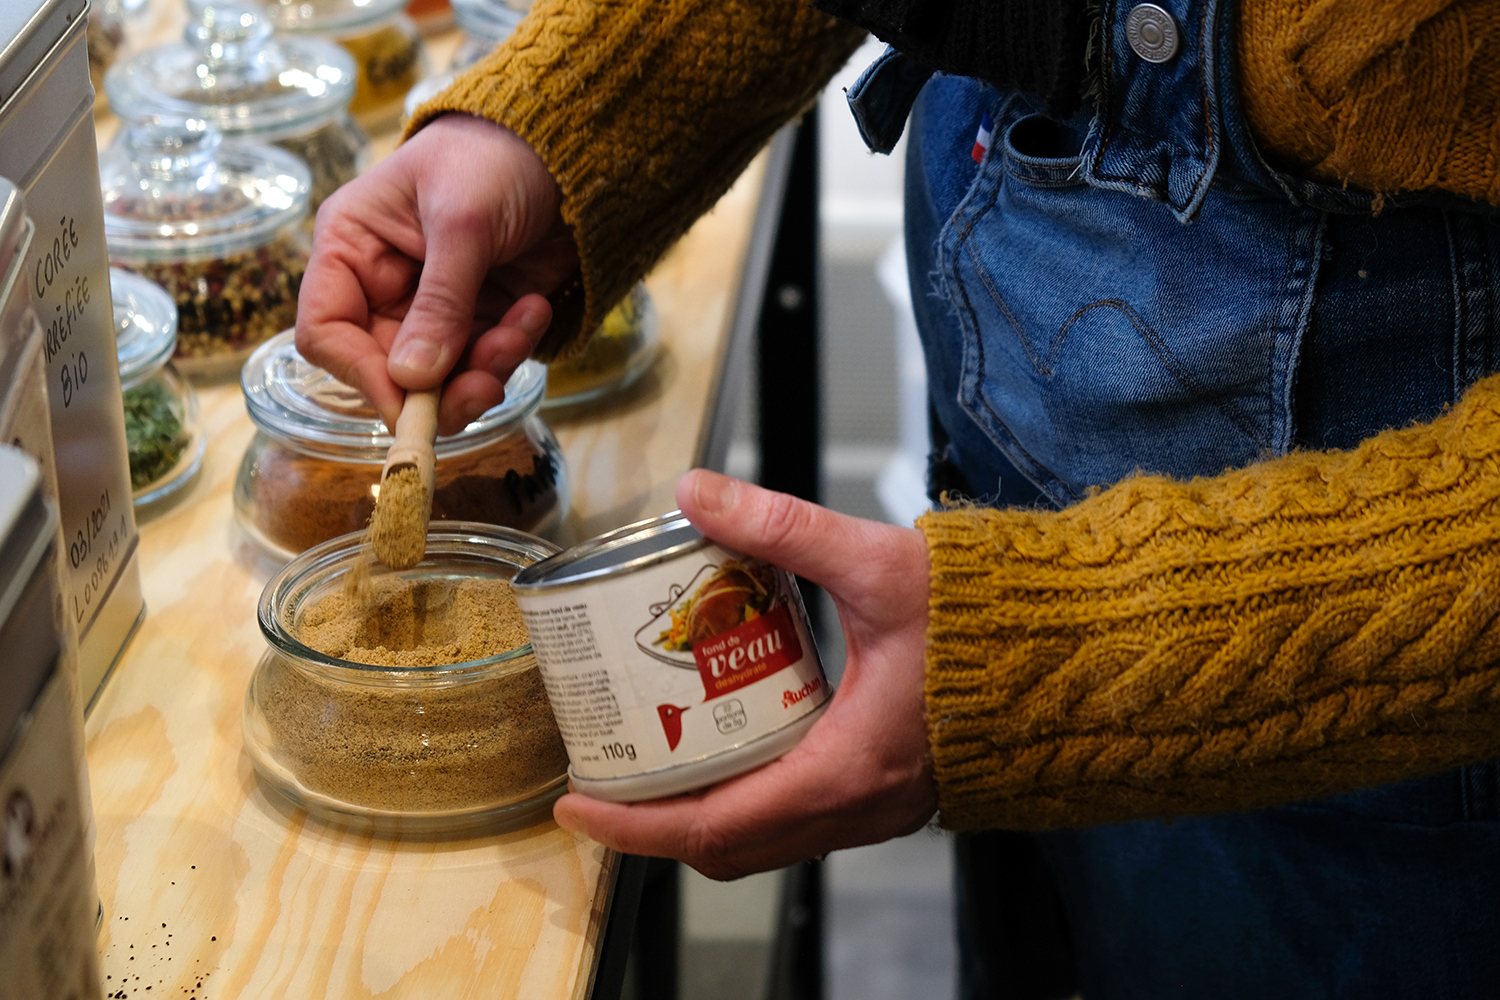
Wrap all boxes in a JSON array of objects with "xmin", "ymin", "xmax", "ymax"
[{"xmin": 848, "ymin": 0, "xmax": 1500, "ymax": 995}]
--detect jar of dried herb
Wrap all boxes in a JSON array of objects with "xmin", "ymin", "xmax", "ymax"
[
  {"xmin": 104, "ymin": 0, "xmax": 369, "ymax": 214},
  {"xmin": 544, "ymin": 283, "xmax": 662, "ymax": 410},
  {"xmin": 264, "ymin": 0, "xmax": 427, "ymax": 133},
  {"xmin": 234, "ymin": 330, "xmax": 570, "ymax": 561},
  {"xmin": 243, "ymin": 522, "xmax": 570, "ymax": 832},
  {"xmin": 110, "ymin": 268, "xmax": 206, "ymax": 509},
  {"xmin": 100, "ymin": 117, "xmax": 312, "ymax": 381}
]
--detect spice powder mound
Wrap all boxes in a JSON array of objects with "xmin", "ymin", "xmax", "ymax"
[{"xmin": 260, "ymin": 576, "xmax": 569, "ymax": 812}]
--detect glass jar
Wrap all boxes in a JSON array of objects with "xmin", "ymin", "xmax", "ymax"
[
  {"xmin": 100, "ymin": 118, "xmax": 312, "ymax": 381},
  {"xmin": 105, "ymin": 0, "xmax": 368, "ymax": 213},
  {"xmin": 243, "ymin": 522, "xmax": 570, "ymax": 832},
  {"xmin": 264, "ymin": 0, "xmax": 427, "ymax": 133},
  {"xmin": 234, "ymin": 330, "xmax": 570, "ymax": 560},
  {"xmin": 87, "ymin": 4, "xmax": 127, "ymax": 115},
  {"xmin": 448, "ymin": 0, "xmax": 529, "ymax": 70},
  {"xmin": 406, "ymin": 0, "xmax": 454, "ymax": 34},
  {"xmin": 544, "ymin": 283, "xmax": 661, "ymax": 410},
  {"xmin": 111, "ymin": 268, "xmax": 206, "ymax": 508}
]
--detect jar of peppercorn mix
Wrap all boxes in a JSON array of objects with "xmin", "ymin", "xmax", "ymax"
[
  {"xmin": 105, "ymin": 0, "xmax": 369, "ymax": 215},
  {"xmin": 110, "ymin": 267, "xmax": 205, "ymax": 509},
  {"xmin": 233, "ymin": 330, "xmax": 570, "ymax": 561},
  {"xmin": 99, "ymin": 117, "xmax": 312, "ymax": 381},
  {"xmin": 263, "ymin": 0, "xmax": 427, "ymax": 133}
]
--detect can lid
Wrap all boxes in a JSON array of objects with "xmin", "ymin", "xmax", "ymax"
[
  {"xmin": 0, "ymin": 0, "xmax": 85, "ymax": 110},
  {"xmin": 0, "ymin": 179, "xmax": 28, "ymax": 309},
  {"xmin": 511, "ymin": 510, "xmax": 708, "ymax": 591},
  {"xmin": 111, "ymin": 268, "xmax": 179, "ymax": 390},
  {"xmin": 0, "ymin": 447, "xmax": 53, "ymax": 629}
]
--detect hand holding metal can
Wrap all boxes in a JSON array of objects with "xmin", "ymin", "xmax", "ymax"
[{"xmin": 512, "ymin": 510, "xmax": 832, "ymax": 802}]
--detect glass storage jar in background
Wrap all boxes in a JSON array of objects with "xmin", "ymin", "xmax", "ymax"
[
  {"xmin": 110, "ymin": 267, "xmax": 205, "ymax": 509},
  {"xmin": 87, "ymin": 2, "xmax": 126, "ymax": 114},
  {"xmin": 397, "ymin": 0, "xmax": 527, "ymax": 124},
  {"xmin": 448, "ymin": 0, "xmax": 529, "ymax": 70},
  {"xmin": 100, "ymin": 117, "xmax": 312, "ymax": 381},
  {"xmin": 263, "ymin": 0, "xmax": 426, "ymax": 133},
  {"xmin": 234, "ymin": 330, "xmax": 569, "ymax": 560},
  {"xmin": 406, "ymin": 0, "xmax": 454, "ymax": 34},
  {"xmin": 105, "ymin": 0, "xmax": 367, "ymax": 214},
  {"xmin": 543, "ymin": 283, "xmax": 661, "ymax": 410},
  {"xmin": 243, "ymin": 522, "xmax": 569, "ymax": 832}
]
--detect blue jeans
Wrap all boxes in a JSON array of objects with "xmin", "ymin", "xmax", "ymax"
[{"xmin": 846, "ymin": 0, "xmax": 1500, "ymax": 993}]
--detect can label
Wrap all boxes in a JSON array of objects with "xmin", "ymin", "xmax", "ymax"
[{"xmin": 516, "ymin": 547, "xmax": 829, "ymax": 781}]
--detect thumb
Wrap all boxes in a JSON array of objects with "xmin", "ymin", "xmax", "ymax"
[
  {"xmin": 675, "ymin": 469, "xmax": 878, "ymax": 594},
  {"xmin": 387, "ymin": 217, "xmax": 491, "ymax": 390}
]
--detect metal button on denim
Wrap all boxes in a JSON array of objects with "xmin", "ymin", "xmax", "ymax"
[{"xmin": 1126, "ymin": 3, "xmax": 1179, "ymax": 63}]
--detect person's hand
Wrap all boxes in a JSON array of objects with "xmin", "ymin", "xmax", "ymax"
[
  {"xmin": 553, "ymin": 470, "xmax": 938, "ymax": 880},
  {"xmin": 295, "ymin": 114, "xmax": 579, "ymax": 435}
]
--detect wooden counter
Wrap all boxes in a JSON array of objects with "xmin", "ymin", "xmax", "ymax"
[{"xmin": 85, "ymin": 7, "xmax": 783, "ymax": 996}]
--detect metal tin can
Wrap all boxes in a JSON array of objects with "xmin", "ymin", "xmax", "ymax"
[
  {"xmin": 2, "ymin": 0, "xmax": 146, "ymax": 705},
  {"xmin": 511, "ymin": 511, "xmax": 832, "ymax": 802}
]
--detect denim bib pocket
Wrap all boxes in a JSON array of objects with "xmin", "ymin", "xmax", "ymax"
[{"xmin": 934, "ymin": 130, "xmax": 1327, "ymax": 505}]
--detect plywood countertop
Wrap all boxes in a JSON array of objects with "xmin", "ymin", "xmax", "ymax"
[{"xmin": 85, "ymin": 7, "xmax": 776, "ymax": 995}]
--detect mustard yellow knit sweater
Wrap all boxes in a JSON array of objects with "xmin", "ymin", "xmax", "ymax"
[{"xmin": 409, "ymin": 0, "xmax": 1500, "ymax": 830}]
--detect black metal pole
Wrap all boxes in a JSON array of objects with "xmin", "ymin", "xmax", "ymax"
[{"xmin": 757, "ymin": 107, "xmax": 825, "ymax": 1000}]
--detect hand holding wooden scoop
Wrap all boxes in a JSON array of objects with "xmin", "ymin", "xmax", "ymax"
[{"xmin": 370, "ymin": 389, "xmax": 440, "ymax": 569}]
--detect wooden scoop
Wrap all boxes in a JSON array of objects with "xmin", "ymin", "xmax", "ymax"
[{"xmin": 369, "ymin": 389, "xmax": 439, "ymax": 569}]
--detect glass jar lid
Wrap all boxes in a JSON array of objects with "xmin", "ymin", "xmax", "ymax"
[
  {"xmin": 105, "ymin": 0, "xmax": 357, "ymax": 137},
  {"xmin": 242, "ymin": 329, "xmax": 548, "ymax": 461},
  {"xmin": 262, "ymin": 0, "xmax": 408, "ymax": 34},
  {"xmin": 100, "ymin": 117, "xmax": 311, "ymax": 262},
  {"xmin": 451, "ymin": 0, "xmax": 526, "ymax": 44},
  {"xmin": 111, "ymin": 268, "xmax": 179, "ymax": 390}
]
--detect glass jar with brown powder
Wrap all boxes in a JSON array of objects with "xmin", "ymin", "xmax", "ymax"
[
  {"xmin": 242, "ymin": 523, "xmax": 570, "ymax": 831},
  {"xmin": 234, "ymin": 330, "xmax": 569, "ymax": 561}
]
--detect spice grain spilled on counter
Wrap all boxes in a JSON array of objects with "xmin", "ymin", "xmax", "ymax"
[{"xmin": 260, "ymin": 575, "xmax": 568, "ymax": 811}]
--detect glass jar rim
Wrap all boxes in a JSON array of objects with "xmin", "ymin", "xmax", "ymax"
[
  {"xmin": 111, "ymin": 267, "xmax": 179, "ymax": 388},
  {"xmin": 258, "ymin": 521, "xmax": 561, "ymax": 681},
  {"xmin": 241, "ymin": 329, "xmax": 548, "ymax": 461},
  {"xmin": 263, "ymin": 0, "xmax": 409, "ymax": 34}
]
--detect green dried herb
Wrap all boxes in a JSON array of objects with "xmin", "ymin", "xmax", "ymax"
[{"xmin": 123, "ymin": 381, "xmax": 189, "ymax": 492}]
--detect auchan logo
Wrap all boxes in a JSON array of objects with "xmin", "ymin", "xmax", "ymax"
[{"xmin": 692, "ymin": 605, "xmax": 802, "ymax": 700}]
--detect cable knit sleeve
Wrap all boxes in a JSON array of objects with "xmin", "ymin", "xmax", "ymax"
[
  {"xmin": 1238, "ymin": 0, "xmax": 1500, "ymax": 207},
  {"xmin": 405, "ymin": 0, "xmax": 865, "ymax": 359},
  {"xmin": 920, "ymin": 373, "xmax": 1500, "ymax": 831}
]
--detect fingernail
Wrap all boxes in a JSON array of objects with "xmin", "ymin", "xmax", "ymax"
[
  {"xmin": 390, "ymin": 338, "xmax": 443, "ymax": 375},
  {"xmin": 693, "ymin": 470, "xmax": 737, "ymax": 515}
]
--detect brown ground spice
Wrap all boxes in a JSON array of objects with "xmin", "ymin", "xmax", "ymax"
[
  {"xmin": 259, "ymin": 577, "xmax": 568, "ymax": 812},
  {"xmin": 248, "ymin": 432, "xmax": 559, "ymax": 554}
]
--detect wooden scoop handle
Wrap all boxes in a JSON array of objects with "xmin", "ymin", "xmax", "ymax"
[{"xmin": 381, "ymin": 389, "xmax": 440, "ymax": 492}]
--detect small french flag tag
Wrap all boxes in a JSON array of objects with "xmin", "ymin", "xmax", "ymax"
[{"xmin": 971, "ymin": 111, "xmax": 994, "ymax": 163}]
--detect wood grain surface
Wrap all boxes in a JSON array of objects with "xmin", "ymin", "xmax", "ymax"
[{"xmin": 85, "ymin": 4, "xmax": 768, "ymax": 995}]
